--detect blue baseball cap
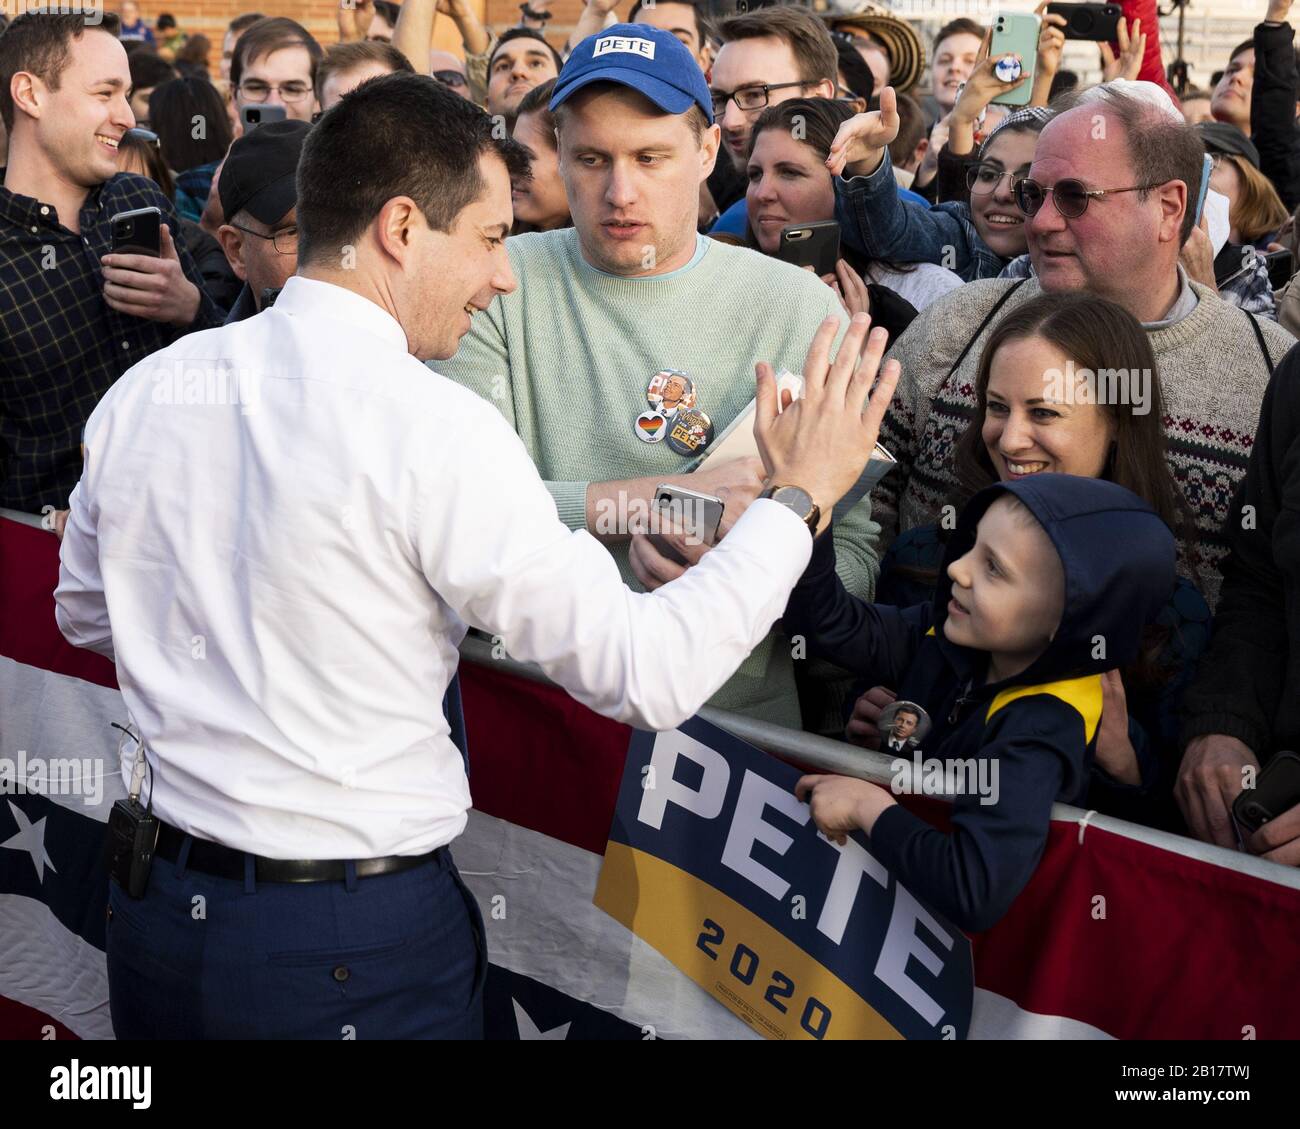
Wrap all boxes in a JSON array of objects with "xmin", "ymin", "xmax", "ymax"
[{"xmin": 549, "ymin": 23, "xmax": 714, "ymax": 125}]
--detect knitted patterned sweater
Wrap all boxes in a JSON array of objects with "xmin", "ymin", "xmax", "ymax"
[
  {"xmin": 871, "ymin": 277, "xmax": 1297, "ymax": 609},
  {"xmin": 436, "ymin": 228, "xmax": 880, "ymax": 727}
]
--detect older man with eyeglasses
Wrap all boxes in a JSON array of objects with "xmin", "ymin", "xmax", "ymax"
[
  {"xmin": 832, "ymin": 84, "xmax": 1294, "ymax": 617},
  {"xmin": 215, "ymin": 120, "xmax": 309, "ymax": 322}
]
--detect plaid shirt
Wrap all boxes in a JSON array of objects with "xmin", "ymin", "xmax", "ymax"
[{"xmin": 0, "ymin": 171, "xmax": 222, "ymax": 514}]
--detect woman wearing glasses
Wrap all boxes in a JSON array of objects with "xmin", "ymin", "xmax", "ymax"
[{"xmin": 827, "ymin": 45, "xmax": 1055, "ymax": 283}]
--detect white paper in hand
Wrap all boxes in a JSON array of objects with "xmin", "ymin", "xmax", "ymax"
[{"xmin": 691, "ymin": 370, "xmax": 897, "ymax": 521}]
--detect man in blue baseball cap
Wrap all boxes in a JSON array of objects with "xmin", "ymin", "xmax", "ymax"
[
  {"xmin": 438, "ymin": 24, "xmax": 872, "ymax": 732},
  {"xmin": 545, "ymin": 22, "xmax": 716, "ymax": 275}
]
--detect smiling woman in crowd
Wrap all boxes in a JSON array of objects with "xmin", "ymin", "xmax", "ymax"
[{"xmin": 830, "ymin": 48, "xmax": 1054, "ymax": 283}]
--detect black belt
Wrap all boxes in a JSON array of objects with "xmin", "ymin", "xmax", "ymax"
[{"xmin": 153, "ymin": 819, "xmax": 446, "ymax": 884}]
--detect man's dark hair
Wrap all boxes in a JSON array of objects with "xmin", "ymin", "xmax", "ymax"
[
  {"xmin": 718, "ymin": 6, "xmax": 838, "ymax": 86},
  {"xmin": 296, "ymin": 74, "xmax": 530, "ymax": 266},
  {"xmin": 488, "ymin": 27, "xmax": 563, "ymax": 74},
  {"xmin": 895, "ymin": 706, "xmax": 921, "ymax": 722},
  {"xmin": 157, "ymin": 13, "xmax": 177, "ymax": 33},
  {"xmin": 229, "ymin": 12, "xmax": 265, "ymax": 36},
  {"xmin": 372, "ymin": 0, "xmax": 401, "ymax": 30},
  {"xmin": 230, "ymin": 16, "xmax": 322, "ymax": 90},
  {"xmin": 1225, "ymin": 37, "xmax": 1300, "ymax": 98},
  {"xmin": 0, "ymin": 12, "xmax": 119, "ymax": 132},
  {"xmin": 629, "ymin": 0, "xmax": 714, "ymax": 49},
  {"xmin": 834, "ymin": 36, "xmax": 873, "ymax": 101},
  {"xmin": 315, "ymin": 39, "xmax": 414, "ymax": 103},
  {"xmin": 1055, "ymin": 88, "xmax": 1205, "ymax": 244},
  {"xmin": 129, "ymin": 47, "xmax": 177, "ymax": 94},
  {"xmin": 933, "ymin": 18, "xmax": 984, "ymax": 54},
  {"xmin": 1227, "ymin": 38, "xmax": 1253, "ymax": 66},
  {"xmin": 149, "ymin": 76, "xmax": 232, "ymax": 172},
  {"xmin": 1048, "ymin": 68, "xmax": 1078, "ymax": 101}
]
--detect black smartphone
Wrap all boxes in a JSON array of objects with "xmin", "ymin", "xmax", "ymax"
[
  {"xmin": 1233, "ymin": 750, "xmax": 1300, "ymax": 836},
  {"xmin": 1263, "ymin": 249, "xmax": 1294, "ymax": 290},
  {"xmin": 1046, "ymin": 2, "xmax": 1123, "ymax": 41},
  {"xmin": 240, "ymin": 103, "xmax": 287, "ymax": 131},
  {"xmin": 777, "ymin": 220, "xmax": 840, "ymax": 278},
  {"xmin": 110, "ymin": 206, "xmax": 161, "ymax": 257}
]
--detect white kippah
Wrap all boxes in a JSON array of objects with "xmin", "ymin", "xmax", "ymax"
[{"xmin": 1075, "ymin": 78, "xmax": 1184, "ymax": 124}]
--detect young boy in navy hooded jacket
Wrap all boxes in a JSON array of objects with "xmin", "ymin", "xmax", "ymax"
[{"xmin": 785, "ymin": 474, "xmax": 1176, "ymax": 932}]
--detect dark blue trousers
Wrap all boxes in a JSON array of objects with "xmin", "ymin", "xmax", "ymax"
[{"xmin": 106, "ymin": 839, "xmax": 487, "ymax": 1039}]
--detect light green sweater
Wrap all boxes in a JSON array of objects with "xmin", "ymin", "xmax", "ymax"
[{"xmin": 436, "ymin": 228, "xmax": 881, "ymax": 727}]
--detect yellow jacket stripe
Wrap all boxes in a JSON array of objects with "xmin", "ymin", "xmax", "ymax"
[{"xmin": 986, "ymin": 674, "xmax": 1104, "ymax": 744}]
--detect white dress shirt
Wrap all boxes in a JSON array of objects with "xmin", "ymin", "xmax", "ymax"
[{"xmin": 55, "ymin": 277, "xmax": 813, "ymax": 859}]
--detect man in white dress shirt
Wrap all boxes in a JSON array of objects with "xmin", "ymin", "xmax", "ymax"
[{"xmin": 55, "ymin": 74, "xmax": 899, "ymax": 1039}]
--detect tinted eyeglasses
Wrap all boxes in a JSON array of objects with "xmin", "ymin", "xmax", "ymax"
[
  {"xmin": 434, "ymin": 70, "xmax": 468, "ymax": 90},
  {"xmin": 1014, "ymin": 177, "xmax": 1164, "ymax": 219},
  {"xmin": 965, "ymin": 163, "xmax": 1023, "ymax": 195}
]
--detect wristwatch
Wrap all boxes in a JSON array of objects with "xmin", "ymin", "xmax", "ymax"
[{"xmin": 760, "ymin": 484, "xmax": 820, "ymax": 534}]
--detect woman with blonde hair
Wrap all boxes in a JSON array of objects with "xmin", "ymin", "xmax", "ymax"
[{"xmin": 1201, "ymin": 124, "xmax": 1290, "ymax": 247}]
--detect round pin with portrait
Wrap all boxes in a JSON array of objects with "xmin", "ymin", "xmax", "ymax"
[
  {"xmin": 665, "ymin": 407, "xmax": 714, "ymax": 457},
  {"xmin": 878, "ymin": 700, "xmax": 931, "ymax": 752},
  {"xmin": 646, "ymin": 369, "xmax": 696, "ymax": 418},
  {"xmin": 634, "ymin": 409, "xmax": 669, "ymax": 443}
]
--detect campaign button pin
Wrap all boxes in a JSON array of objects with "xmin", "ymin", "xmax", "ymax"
[
  {"xmin": 994, "ymin": 56, "xmax": 1022, "ymax": 83},
  {"xmin": 666, "ymin": 408, "xmax": 714, "ymax": 456},
  {"xmin": 635, "ymin": 410, "xmax": 668, "ymax": 443},
  {"xmin": 646, "ymin": 369, "xmax": 696, "ymax": 416}
]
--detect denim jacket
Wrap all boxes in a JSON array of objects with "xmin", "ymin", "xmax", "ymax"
[{"xmin": 833, "ymin": 148, "xmax": 1009, "ymax": 282}]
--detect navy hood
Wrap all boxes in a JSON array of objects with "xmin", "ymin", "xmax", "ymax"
[{"xmin": 934, "ymin": 474, "xmax": 1176, "ymax": 686}]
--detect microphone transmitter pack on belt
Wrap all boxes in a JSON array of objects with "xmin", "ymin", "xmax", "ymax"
[{"xmin": 105, "ymin": 724, "xmax": 159, "ymax": 898}]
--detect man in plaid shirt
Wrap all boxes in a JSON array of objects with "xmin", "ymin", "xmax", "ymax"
[{"xmin": 0, "ymin": 13, "xmax": 221, "ymax": 517}]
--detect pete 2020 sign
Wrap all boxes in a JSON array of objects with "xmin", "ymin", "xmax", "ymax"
[{"xmin": 594, "ymin": 717, "xmax": 974, "ymax": 1040}]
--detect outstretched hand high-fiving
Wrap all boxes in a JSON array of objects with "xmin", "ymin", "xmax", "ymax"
[
  {"xmin": 825, "ymin": 86, "xmax": 900, "ymax": 180},
  {"xmin": 753, "ymin": 313, "xmax": 900, "ymax": 534}
]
